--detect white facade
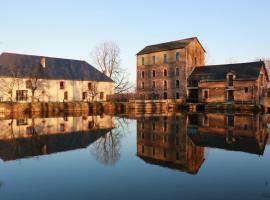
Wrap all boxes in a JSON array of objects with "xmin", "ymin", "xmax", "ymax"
[
  {"xmin": 0, "ymin": 115, "xmax": 115, "ymax": 140},
  {"xmin": 0, "ymin": 77, "xmax": 114, "ymax": 102}
]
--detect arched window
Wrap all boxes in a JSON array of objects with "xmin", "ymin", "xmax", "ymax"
[
  {"xmin": 176, "ymin": 80, "xmax": 180, "ymax": 88},
  {"xmin": 164, "ymin": 80, "xmax": 167, "ymax": 90},
  {"xmin": 164, "ymin": 69, "xmax": 167, "ymax": 76},
  {"xmin": 152, "ymin": 70, "xmax": 156, "ymax": 77},
  {"xmin": 152, "ymin": 81, "xmax": 155, "ymax": 88},
  {"xmin": 141, "ymin": 71, "xmax": 145, "ymax": 78},
  {"xmin": 163, "ymin": 92, "xmax": 167, "ymax": 99}
]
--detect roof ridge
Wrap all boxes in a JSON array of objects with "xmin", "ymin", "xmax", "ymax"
[
  {"xmin": 1, "ymin": 52, "xmax": 85, "ymax": 63},
  {"xmin": 145, "ymin": 37, "xmax": 196, "ymax": 47},
  {"xmin": 196, "ymin": 61, "xmax": 263, "ymax": 68}
]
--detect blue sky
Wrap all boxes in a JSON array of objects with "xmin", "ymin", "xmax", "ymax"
[{"xmin": 0, "ymin": 0, "xmax": 270, "ymax": 82}]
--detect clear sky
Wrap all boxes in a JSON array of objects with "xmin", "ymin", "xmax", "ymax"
[{"xmin": 0, "ymin": 0, "xmax": 270, "ymax": 82}]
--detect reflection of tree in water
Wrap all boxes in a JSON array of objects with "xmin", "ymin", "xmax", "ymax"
[{"xmin": 90, "ymin": 118, "xmax": 129, "ymax": 166}]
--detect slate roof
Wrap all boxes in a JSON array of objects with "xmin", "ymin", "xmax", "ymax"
[
  {"xmin": 137, "ymin": 37, "xmax": 205, "ymax": 55},
  {"xmin": 188, "ymin": 61, "xmax": 267, "ymax": 83},
  {"xmin": 188, "ymin": 128, "xmax": 267, "ymax": 155},
  {"xmin": 0, "ymin": 128, "xmax": 111, "ymax": 161},
  {"xmin": 0, "ymin": 52, "xmax": 114, "ymax": 82}
]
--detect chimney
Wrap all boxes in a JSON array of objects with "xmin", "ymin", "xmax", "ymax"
[{"xmin": 40, "ymin": 57, "xmax": 46, "ymax": 68}]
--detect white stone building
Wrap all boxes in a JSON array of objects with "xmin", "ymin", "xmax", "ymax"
[{"xmin": 0, "ymin": 52, "xmax": 114, "ymax": 102}]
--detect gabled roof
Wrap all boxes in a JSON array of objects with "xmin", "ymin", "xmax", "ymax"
[
  {"xmin": 0, "ymin": 52, "xmax": 114, "ymax": 82},
  {"xmin": 188, "ymin": 128, "xmax": 267, "ymax": 155},
  {"xmin": 188, "ymin": 61, "xmax": 267, "ymax": 82},
  {"xmin": 136, "ymin": 37, "xmax": 205, "ymax": 55}
]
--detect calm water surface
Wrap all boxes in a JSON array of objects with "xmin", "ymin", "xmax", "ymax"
[{"xmin": 0, "ymin": 113, "xmax": 270, "ymax": 200}]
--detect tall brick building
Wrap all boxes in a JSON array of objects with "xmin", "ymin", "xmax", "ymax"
[{"xmin": 136, "ymin": 37, "xmax": 205, "ymax": 102}]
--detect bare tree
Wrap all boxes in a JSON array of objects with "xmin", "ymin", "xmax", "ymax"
[
  {"xmin": 26, "ymin": 62, "xmax": 48, "ymax": 103},
  {"xmin": 90, "ymin": 117, "xmax": 129, "ymax": 166},
  {"xmin": 0, "ymin": 73, "xmax": 19, "ymax": 102},
  {"xmin": 88, "ymin": 82, "xmax": 99, "ymax": 102},
  {"xmin": 91, "ymin": 41, "xmax": 133, "ymax": 94}
]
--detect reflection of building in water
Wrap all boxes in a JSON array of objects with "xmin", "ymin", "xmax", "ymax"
[
  {"xmin": 0, "ymin": 115, "xmax": 114, "ymax": 161},
  {"xmin": 188, "ymin": 113, "xmax": 268, "ymax": 155},
  {"xmin": 136, "ymin": 114, "xmax": 204, "ymax": 174}
]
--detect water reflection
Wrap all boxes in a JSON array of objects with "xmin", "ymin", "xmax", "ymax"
[
  {"xmin": 188, "ymin": 113, "xmax": 268, "ymax": 155},
  {"xmin": 0, "ymin": 115, "xmax": 115, "ymax": 161},
  {"xmin": 90, "ymin": 118, "xmax": 129, "ymax": 166},
  {"xmin": 136, "ymin": 114, "xmax": 205, "ymax": 174},
  {"xmin": 136, "ymin": 112, "xmax": 269, "ymax": 174}
]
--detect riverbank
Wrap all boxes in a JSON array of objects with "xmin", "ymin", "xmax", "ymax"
[{"xmin": 0, "ymin": 101, "xmax": 268, "ymax": 118}]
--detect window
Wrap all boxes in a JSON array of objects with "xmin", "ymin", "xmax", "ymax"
[
  {"xmin": 142, "ymin": 145, "xmax": 144, "ymax": 154},
  {"xmin": 26, "ymin": 80, "xmax": 32, "ymax": 89},
  {"xmin": 141, "ymin": 82, "xmax": 144, "ymax": 89},
  {"xmin": 16, "ymin": 119, "xmax": 28, "ymax": 126},
  {"xmin": 203, "ymin": 89, "xmax": 209, "ymax": 99},
  {"xmin": 163, "ymin": 122, "xmax": 167, "ymax": 132},
  {"xmin": 194, "ymin": 57, "xmax": 197, "ymax": 65},
  {"xmin": 60, "ymin": 81, "xmax": 65, "ymax": 89},
  {"xmin": 152, "ymin": 81, "xmax": 156, "ymax": 89},
  {"xmin": 64, "ymin": 91, "xmax": 68, "ymax": 100},
  {"xmin": 142, "ymin": 57, "xmax": 144, "ymax": 65},
  {"xmin": 164, "ymin": 54, "xmax": 167, "ymax": 63},
  {"xmin": 176, "ymin": 52, "xmax": 180, "ymax": 61},
  {"xmin": 88, "ymin": 121, "xmax": 94, "ymax": 129},
  {"xmin": 176, "ymin": 80, "xmax": 180, "ymax": 88},
  {"xmin": 26, "ymin": 126, "xmax": 35, "ymax": 134},
  {"xmin": 82, "ymin": 92, "xmax": 87, "ymax": 100},
  {"xmin": 164, "ymin": 80, "xmax": 167, "ymax": 90},
  {"xmin": 152, "ymin": 70, "xmax": 156, "ymax": 77},
  {"xmin": 100, "ymin": 92, "xmax": 104, "ymax": 100},
  {"xmin": 152, "ymin": 147, "xmax": 155, "ymax": 156},
  {"xmin": 176, "ymin": 124, "xmax": 179, "ymax": 132},
  {"xmin": 141, "ymin": 132, "xmax": 144, "ymax": 139},
  {"xmin": 176, "ymin": 68, "xmax": 179, "ymax": 76},
  {"xmin": 176, "ymin": 92, "xmax": 180, "ymax": 99},
  {"xmin": 163, "ymin": 92, "xmax": 167, "ymax": 99},
  {"xmin": 16, "ymin": 90, "xmax": 28, "ymax": 101},
  {"xmin": 60, "ymin": 123, "xmax": 65, "ymax": 132},
  {"xmin": 164, "ymin": 69, "xmax": 167, "ymax": 76},
  {"xmin": 260, "ymin": 74, "xmax": 264, "ymax": 87},
  {"xmin": 244, "ymin": 87, "xmax": 248, "ymax": 93},
  {"xmin": 228, "ymin": 75, "xmax": 233, "ymax": 86},
  {"xmin": 163, "ymin": 136, "xmax": 167, "ymax": 144},
  {"xmin": 63, "ymin": 116, "xmax": 68, "ymax": 121},
  {"xmin": 227, "ymin": 115, "xmax": 234, "ymax": 127},
  {"xmin": 88, "ymin": 82, "xmax": 92, "ymax": 90},
  {"xmin": 163, "ymin": 149, "xmax": 167, "ymax": 158},
  {"xmin": 141, "ymin": 71, "xmax": 145, "ymax": 78},
  {"xmin": 152, "ymin": 56, "xmax": 155, "ymax": 64},
  {"xmin": 152, "ymin": 123, "xmax": 156, "ymax": 130}
]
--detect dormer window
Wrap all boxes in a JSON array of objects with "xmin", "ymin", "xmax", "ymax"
[
  {"xmin": 152, "ymin": 56, "xmax": 155, "ymax": 64},
  {"xmin": 227, "ymin": 74, "xmax": 234, "ymax": 86},
  {"xmin": 176, "ymin": 52, "xmax": 180, "ymax": 61},
  {"xmin": 163, "ymin": 54, "xmax": 167, "ymax": 63}
]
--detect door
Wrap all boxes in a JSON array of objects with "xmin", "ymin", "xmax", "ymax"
[{"xmin": 227, "ymin": 90, "xmax": 234, "ymax": 102}]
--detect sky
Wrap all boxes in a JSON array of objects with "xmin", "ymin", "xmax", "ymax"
[{"xmin": 0, "ymin": 0, "xmax": 270, "ymax": 83}]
